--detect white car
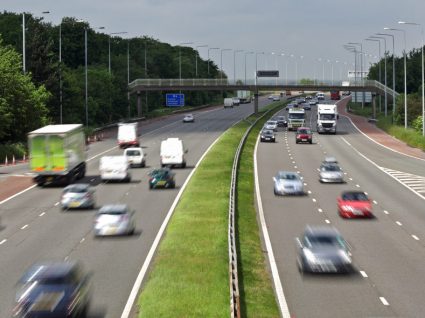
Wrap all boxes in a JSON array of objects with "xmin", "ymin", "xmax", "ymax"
[
  {"xmin": 94, "ymin": 204, "xmax": 135, "ymax": 236},
  {"xmin": 232, "ymin": 97, "xmax": 240, "ymax": 106},
  {"xmin": 272, "ymin": 95, "xmax": 281, "ymax": 101},
  {"xmin": 183, "ymin": 114, "xmax": 194, "ymax": 123},
  {"xmin": 273, "ymin": 171, "xmax": 304, "ymax": 195},
  {"xmin": 124, "ymin": 147, "xmax": 146, "ymax": 168},
  {"xmin": 264, "ymin": 120, "xmax": 278, "ymax": 131}
]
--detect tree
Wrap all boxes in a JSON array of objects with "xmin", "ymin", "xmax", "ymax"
[{"xmin": 0, "ymin": 37, "xmax": 50, "ymax": 142}]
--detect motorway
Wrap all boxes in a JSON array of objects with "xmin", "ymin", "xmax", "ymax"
[
  {"xmin": 256, "ymin": 97, "xmax": 425, "ymax": 317},
  {"xmin": 0, "ymin": 98, "xmax": 273, "ymax": 318}
]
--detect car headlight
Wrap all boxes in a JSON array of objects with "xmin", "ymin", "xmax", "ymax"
[
  {"xmin": 338, "ymin": 250, "xmax": 352, "ymax": 264},
  {"xmin": 304, "ymin": 249, "xmax": 317, "ymax": 264}
]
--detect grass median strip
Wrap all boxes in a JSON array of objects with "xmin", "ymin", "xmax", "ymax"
[{"xmin": 137, "ymin": 102, "xmax": 284, "ymax": 317}]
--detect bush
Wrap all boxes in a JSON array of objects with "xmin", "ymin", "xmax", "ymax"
[
  {"xmin": 412, "ymin": 116, "xmax": 423, "ymax": 133},
  {"xmin": 0, "ymin": 143, "xmax": 27, "ymax": 162}
]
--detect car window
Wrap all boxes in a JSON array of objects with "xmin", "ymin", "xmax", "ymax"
[
  {"xmin": 305, "ymin": 235, "xmax": 346, "ymax": 249},
  {"xmin": 126, "ymin": 150, "xmax": 140, "ymax": 156},
  {"xmin": 342, "ymin": 192, "xmax": 368, "ymax": 201},
  {"xmin": 64, "ymin": 186, "xmax": 87, "ymax": 194}
]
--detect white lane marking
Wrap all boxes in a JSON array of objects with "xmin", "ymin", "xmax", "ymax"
[
  {"xmin": 121, "ymin": 133, "xmax": 238, "ymax": 318},
  {"xmin": 247, "ymin": 136, "xmax": 291, "ymax": 318},
  {"xmin": 344, "ymin": 172, "xmax": 348, "ymax": 175},
  {"xmin": 341, "ymin": 137, "xmax": 425, "ymax": 201},
  {"xmin": 0, "ymin": 184, "xmax": 37, "ymax": 206},
  {"xmin": 373, "ymin": 200, "xmax": 378, "ymax": 205},
  {"xmin": 364, "ymin": 192, "xmax": 368, "ymax": 195},
  {"xmin": 412, "ymin": 235, "xmax": 420, "ymax": 241},
  {"xmin": 307, "ymin": 190, "xmax": 312, "ymax": 194},
  {"xmin": 318, "ymin": 208, "xmax": 323, "ymax": 213},
  {"xmin": 383, "ymin": 210, "xmax": 389, "ymax": 214},
  {"xmin": 312, "ymin": 198, "xmax": 317, "ymax": 202},
  {"xmin": 39, "ymin": 212, "xmax": 46, "ymax": 217},
  {"xmin": 396, "ymin": 221, "xmax": 403, "ymax": 226},
  {"xmin": 0, "ymin": 239, "xmax": 7, "ymax": 245},
  {"xmin": 360, "ymin": 271, "xmax": 368, "ymax": 278},
  {"xmin": 21, "ymin": 224, "xmax": 28, "ymax": 230},
  {"xmin": 349, "ymin": 177, "xmax": 353, "ymax": 181},
  {"xmin": 292, "ymin": 161, "xmax": 296, "ymax": 164},
  {"xmin": 356, "ymin": 184, "xmax": 360, "ymax": 188},
  {"xmin": 54, "ymin": 202, "xmax": 60, "ymax": 206},
  {"xmin": 325, "ymin": 219, "xmax": 331, "ymax": 224},
  {"xmin": 342, "ymin": 114, "xmax": 425, "ymax": 162},
  {"xmin": 380, "ymin": 297, "xmax": 390, "ymax": 306},
  {"xmin": 64, "ymin": 256, "xmax": 69, "ymax": 261},
  {"xmin": 303, "ymin": 183, "xmax": 307, "ymax": 186},
  {"xmin": 80, "ymin": 238, "xmax": 85, "ymax": 243}
]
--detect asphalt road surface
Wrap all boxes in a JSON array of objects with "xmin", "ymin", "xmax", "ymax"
[
  {"xmin": 256, "ymin": 99, "xmax": 425, "ymax": 317},
  {"xmin": 0, "ymin": 97, "xmax": 274, "ymax": 318}
]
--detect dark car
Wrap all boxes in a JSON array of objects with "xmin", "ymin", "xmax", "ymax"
[
  {"xmin": 296, "ymin": 225, "xmax": 353, "ymax": 274},
  {"xmin": 295, "ymin": 127, "xmax": 313, "ymax": 144},
  {"xmin": 302, "ymin": 103, "xmax": 311, "ymax": 111},
  {"xmin": 13, "ymin": 261, "xmax": 91, "ymax": 318},
  {"xmin": 260, "ymin": 129, "xmax": 276, "ymax": 142},
  {"xmin": 148, "ymin": 168, "xmax": 176, "ymax": 189},
  {"xmin": 276, "ymin": 115, "xmax": 287, "ymax": 127}
]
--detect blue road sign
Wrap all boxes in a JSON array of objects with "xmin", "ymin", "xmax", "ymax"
[{"xmin": 166, "ymin": 93, "xmax": 185, "ymax": 107}]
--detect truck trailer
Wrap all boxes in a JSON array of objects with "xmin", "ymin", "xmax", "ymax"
[
  {"xmin": 117, "ymin": 123, "xmax": 139, "ymax": 148},
  {"xmin": 28, "ymin": 124, "xmax": 87, "ymax": 186},
  {"xmin": 237, "ymin": 90, "xmax": 252, "ymax": 104}
]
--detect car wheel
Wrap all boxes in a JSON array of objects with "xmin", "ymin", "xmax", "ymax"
[{"xmin": 182, "ymin": 162, "xmax": 186, "ymax": 168}]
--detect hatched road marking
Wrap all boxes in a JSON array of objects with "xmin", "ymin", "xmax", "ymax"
[{"xmin": 380, "ymin": 167, "xmax": 425, "ymax": 198}]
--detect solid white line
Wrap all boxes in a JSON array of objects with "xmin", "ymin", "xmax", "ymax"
[
  {"xmin": 0, "ymin": 184, "xmax": 37, "ymax": 206},
  {"xmin": 0, "ymin": 239, "xmax": 7, "ymax": 245},
  {"xmin": 21, "ymin": 224, "xmax": 28, "ymax": 230},
  {"xmin": 412, "ymin": 235, "xmax": 420, "ymax": 241},
  {"xmin": 252, "ymin": 136, "xmax": 291, "ymax": 318},
  {"xmin": 380, "ymin": 297, "xmax": 390, "ymax": 306},
  {"xmin": 120, "ymin": 132, "xmax": 225, "ymax": 318},
  {"xmin": 360, "ymin": 271, "xmax": 368, "ymax": 278},
  {"xmin": 39, "ymin": 212, "xmax": 46, "ymax": 217},
  {"xmin": 341, "ymin": 114, "xmax": 425, "ymax": 162},
  {"xmin": 396, "ymin": 221, "xmax": 403, "ymax": 226}
]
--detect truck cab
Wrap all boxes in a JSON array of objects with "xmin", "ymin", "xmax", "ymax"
[
  {"xmin": 317, "ymin": 104, "xmax": 338, "ymax": 134},
  {"xmin": 287, "ymin": 108, "xmax": 306, "ymax": 131}
]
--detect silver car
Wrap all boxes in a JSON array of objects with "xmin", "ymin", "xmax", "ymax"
[
  {"xmin": 60, "ymin": 183, "xmax": 95, "ymax": 210},
  {"xmin": 94, "ymin": 204, "xmax": 135, "ymax": 236},
  {"xmin": 264, "ymin": 120, "xmax": 278, "ymax": 131},
  {"xmin": 273, "ymin": 171, "xmax": 304, "ymax": 195},
  {"xmin": 319, "ymin": 163, "xmax": 344, "ymax": 183},
  {"xmin": 183, "ymin": 114, "xmax": 194, "ymax": 122},
  {"xmin": 296, "ymin": 225, "xmax": 353, "ymax": 273}
]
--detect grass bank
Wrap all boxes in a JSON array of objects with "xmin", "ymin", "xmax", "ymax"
[
  {"xmin": 137, "ymin": 101, "xmax": 284, "ymax": 317},
  {"xmin": 348, "ymin": 102, "xmax": 425, "ymax": 151}
]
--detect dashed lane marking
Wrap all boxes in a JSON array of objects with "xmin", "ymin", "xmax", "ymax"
[
  {"xmin": 380, "ymin": 297, "xmax": 390, "ymax": 306},
  {"xmin": 360, "ymin": 271, "xmax": 368, "ymax": 278}
]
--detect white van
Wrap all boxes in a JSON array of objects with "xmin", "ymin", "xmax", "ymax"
[
  {"xmin": 99, "ymin": 156, "xmax": 131, "ymax": 182},
  {"xmin": 316, "ymin": 92, "xmax": 325, "ymax": 100},
  {"xmin": 160, "ymin": 138, "xmax": 187, "ymax": 168},
  {"xmin": 124, "ymin": 147, "xmax": 146, "ymax": 168},
  {"xmin": 224, "ymin": 98, "xmax": 234, "ymax": 108},
  {"xmin": 117, "ymin": 123, "xmax": 139, "ymax": 148}
]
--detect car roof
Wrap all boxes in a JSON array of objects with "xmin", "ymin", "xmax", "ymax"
[
  {"xmin": 98, "ymin": 204, "xmax": 129, "ymax": 214},
  {"xmin": 323, "ymin": 156, "xmax": 337, "ymax": 163},
  {"xmin": 63, "ymin": 183, "xmax": 90, "ymax": 192},
  {"xmin": 19, "ymin": 261, "xmax": 80, "ymax": 283}
]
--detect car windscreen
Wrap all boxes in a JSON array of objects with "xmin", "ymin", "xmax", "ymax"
[
  {"xmin": 277, "ymin": 173, "xmax": 299, "ymax": 180},
  {"xmin": 319, "ymin": 114, "xmax": 336, "ymax": 120},
  {"xmin": 304, "ymin": 235, "xmax": 345, "ymax": 249},
  {"xmin": 322, "ymin": 165, "xmax": 340, "ymax": 171},
  {"xmin": 288, "ymin": 113, "xmax": 305, "ymax": 119},
  {"xmin": 297, "ymin": 129, "xmax": 310, "ymax": 134},
  {"xmin": 342, "ymin": 192, "xmax": 368, "ymax": 201},
  {"xmin": 63, "ymin": 186, "xmax": 87, "ymax": 193},
  {"xmin": 126, "ymin": 150, "xmax": 140, "ymax": 156}
]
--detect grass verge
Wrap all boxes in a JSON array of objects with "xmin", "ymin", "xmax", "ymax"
[
  {"xmin": 348, "ymin": 102, "xmax": 425, "ymax": 151},
  {"xmin": 136, "ymin": 101, "xmax": 284, "ymax": 317}
]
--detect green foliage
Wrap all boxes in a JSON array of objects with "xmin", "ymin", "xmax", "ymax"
[
  {"xmin": 0, "ymin": 37, "xmax": 50, "ymax": 142},
  {"xmin": 299, "ymin": 78, "xmax": 314, "ymax": 84},
  {"xmin": 0, "ymin": 142, "xmax": 27, "ymax": 162},
  {"xmin": 412, "ymin": 116, "xmax": 423, "ymax": 133}
]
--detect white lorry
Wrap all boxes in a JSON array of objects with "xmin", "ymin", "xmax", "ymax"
[
  {"xmin": 117, "ymin": 123, "xmax": 139, "ymax": 148},
  {"xmin": 160, "ymin": 138, "xmax": 188, "ymax": 168},
  {"xmin": 287, "ymin": 108, "xmax": 306, "ymax": 131},
  {"xmin": 317, "ymin": 104, "xmax": 338, "ymax": 134},
  {"xmin": 99, "ymin": 156, "xmax": 131, "ymax": 182},
  {"xmin": 237, "ymin": 90, "xmax": 252, "ymax": 104},
  {"xmin": 224, "ymin": 98, "xmax": 234, "ymax": 108}
]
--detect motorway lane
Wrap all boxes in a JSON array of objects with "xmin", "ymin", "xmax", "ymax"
[
  {"xmin": 0, "ymin": 98, "xmax": 275, "ymax": 318},
  {"xmin": 256, "ymin": 103, "xmax": 425, "ymax": 317}
]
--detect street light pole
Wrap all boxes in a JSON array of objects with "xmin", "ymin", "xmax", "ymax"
[
  {"xmin": 348, "ymin": 42, "xmax": 365, "ymax": 108},
  {"xmin": 244, "ymin": 51, "xmax": 253, "ymax": 84},
  {"xmin": 108, "ymin": 32, "xmax": 128, "ymax": 74},
  {"xmin": 207, "ymin": 47, "xmax": 219, "ymax": 76},
  {"xmin": 255, "ymin": 52, "xmax": 264, "ymax": 85},
  {"xmin": 399, "ymin": 21, "xmax": 424, "ymax": 135},
  {"xmin": 365, "ymin": 38, "xmax": 382, "ymax": 113},
  {"xmin": 371, "ymin": 36, "xmax": 388, "ymax": 116},
  {"xmin": 22, "ymin": 13, "xmax": 26, "ymax": 73},
  {"xmin": 386, "ymin": 28, "xmax": 407, "ymax": 128},
  {"xmin": 195, "ymin": 45, "xmax": 208, "ymax": 77},
  {"xmin": 179, "ymin": 42, "xmax": 193, "ymax": 82},
  {"xmin": 233, "ymin": 49, "xmax": 243, "ymax": 83},
  {"xmin": 378, "ymin": 32, "xmax": 396, "ymax": 120},
  {"xmin": 220, "ymin": 48, "xmax": 231, "ymax": 81}
]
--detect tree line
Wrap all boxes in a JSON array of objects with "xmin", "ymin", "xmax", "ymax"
[{"xmin": 0, "ymin": 11, "xmax": 223, "ymax": 144}]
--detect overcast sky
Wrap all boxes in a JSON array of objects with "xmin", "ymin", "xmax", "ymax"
[{"xmin": 2, "ymin": 0, "xmax": 425, "ymax": 82}]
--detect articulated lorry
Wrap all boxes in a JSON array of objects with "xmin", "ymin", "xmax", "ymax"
[
  {"xmin": 317, "ymin": 104, "xmax": 338, "ymax": 134},
  {"xmin": 28, "ymin": 124, "xmax": 87, "ymax": 186},
  {"xmin": 287, "ymin": 108, "xmax": 306, "ymax": 131}
]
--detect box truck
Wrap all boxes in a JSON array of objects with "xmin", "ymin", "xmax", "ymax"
[
  {"xmin": 237, "ymin": 90, "xmax": 252, "ymax": 104},
  {"xmin": 317, "ymin": 104, "xmax": 338, "ymax": 134},
  {"xmin": 117, "ymin": 123, "xmax": 139, "ymax": 148},
  {"xmin": 28, "ymin": 124, "xmax": 87, "ymax": 186}
]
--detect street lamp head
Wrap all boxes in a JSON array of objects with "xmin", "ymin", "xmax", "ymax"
[{"xmin": 42, "ymin": 11, "xmax": 50, "ymax": 14}]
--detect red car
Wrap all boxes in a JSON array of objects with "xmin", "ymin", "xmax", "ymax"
[
  {"xmin": 295, "ymin": 127, "xmax": 313, "ymax": 144},
  {"xmin": 337, "ymin": 191, "xmax": 373, "ymax": 218}
]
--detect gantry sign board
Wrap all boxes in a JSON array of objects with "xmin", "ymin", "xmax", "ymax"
[
  {"xmin": 166, "ymin": 93, "xmax": 185, "ymax": 107},
  {"xmin": 257, "ymin": 70, "xmax": 279, "ymax": 77}
]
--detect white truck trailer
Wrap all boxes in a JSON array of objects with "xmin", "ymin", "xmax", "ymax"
[{"xmin": 317, "ymin": 104, "xmax": 338, "ymax": 134}]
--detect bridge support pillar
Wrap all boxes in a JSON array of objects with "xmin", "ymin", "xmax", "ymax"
[
  {"xmin": 372, "ymin": 94, "xmax": 376, "ymax": 119},
  {"xmin": 137, "ymin": 91, "xmax": 142, "ymax": 117},
  {"xmin": 254, "ymin": 88, "xmax": 259, "ymax": 114}
]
